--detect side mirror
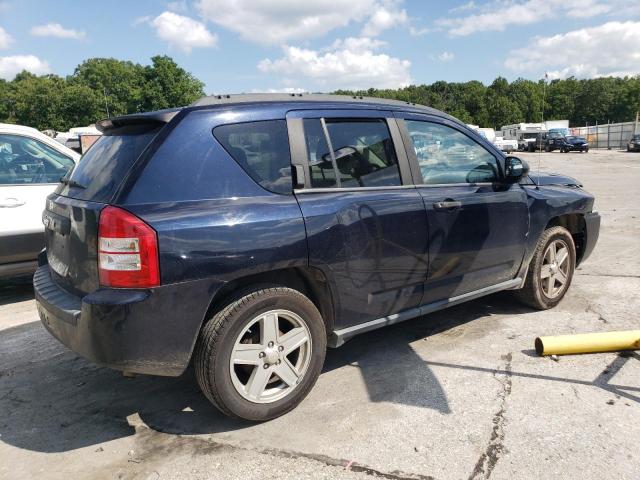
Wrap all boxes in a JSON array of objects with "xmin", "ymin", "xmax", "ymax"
[{"xmin": 504, "ymin": 156, "xmax": 529, "ymax": 183}]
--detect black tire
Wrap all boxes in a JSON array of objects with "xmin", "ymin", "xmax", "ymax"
[
  {"xmin": 515, "ymin": 226, "xmax": 576, "ymax": 310},
  {"xmin": 194, "ymin": 286, "xmax": 326, "ymax": 421}
]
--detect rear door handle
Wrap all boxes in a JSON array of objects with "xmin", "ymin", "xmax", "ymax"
[
  {"xmin": 433, "ymin": 200, "xmax": 462, "ymax": 210},
  {"xmin": 0, "ymin": 197, "xmax": 26, "ymax": 208}
]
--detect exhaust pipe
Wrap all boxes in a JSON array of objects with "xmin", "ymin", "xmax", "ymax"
[{"xmin": 535, "ymin": 330, "xmax": 640, "ymax": 356}]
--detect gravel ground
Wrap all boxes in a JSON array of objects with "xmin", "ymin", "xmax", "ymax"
[{"xmin": 1, "ymin": 149, "xmax": 639, "ymax": 480}]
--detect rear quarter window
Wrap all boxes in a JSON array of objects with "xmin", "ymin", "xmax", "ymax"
[
  {"xmin": 213, "ymin": 120, "xmax": 292, "ymax": 194},
  {"xmin": 124, "ymin": 113, "xmax": 290, "ymax": 204}
]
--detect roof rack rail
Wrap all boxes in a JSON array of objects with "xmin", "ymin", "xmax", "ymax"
[{"xmin": 189, "ymin": 93, "xmax": 425, "ymax": 110}]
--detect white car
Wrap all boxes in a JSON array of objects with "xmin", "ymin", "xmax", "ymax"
[{"xmin": 0, "ymin": 123, "xmax": 80, "ymax": 279}]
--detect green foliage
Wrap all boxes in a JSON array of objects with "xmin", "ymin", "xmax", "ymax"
[
  {"xmin": 0, "ymin": 55, "xmax": 205, "ymax": 130},
  {"xmin": 0, "ymin": 54, "xmax": 637, "ymax": 131},
  {"xmin": 338, "ymin": 75, "xmax": 640, "ymax": 128}
]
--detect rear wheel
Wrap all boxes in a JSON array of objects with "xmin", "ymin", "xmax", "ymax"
[
  {"xmin": 515, "ymin": 226, "xmax": 576, "ymax": 310},
  {"xmin": 195, "ymin": 286, "xmax": 326, "ymax": 420}
]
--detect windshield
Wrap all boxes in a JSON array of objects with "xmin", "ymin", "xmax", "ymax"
[{"xmin": 61, "ymin": 124, "xmax": 160, "ymax": 202}]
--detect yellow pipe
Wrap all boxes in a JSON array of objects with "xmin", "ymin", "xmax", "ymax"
[{"xmin": 535, "ymin": 330, "xmax": 640, "ymax": 356}]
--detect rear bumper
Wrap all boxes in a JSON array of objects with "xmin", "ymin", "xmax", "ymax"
[
  {"xmin": 580, "ymin": 211, "xmax": 600, "ymax": 264},
  {"xmin": 34, "ymin": 264, "xmax": 221, "ymax": 376}
]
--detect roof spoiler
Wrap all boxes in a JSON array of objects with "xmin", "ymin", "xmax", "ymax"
[{"xmin": 96, "ymin": 108, "xmax": 181, "ymax": 132}]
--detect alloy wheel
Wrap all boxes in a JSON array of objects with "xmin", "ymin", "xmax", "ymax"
[
  {"xmin": 229, "ymin": 309, "xmax": 312, "ymax": 404},
  {"xmin": 540, "ymin": 239, "xmax": 570, "ymax": 298}
]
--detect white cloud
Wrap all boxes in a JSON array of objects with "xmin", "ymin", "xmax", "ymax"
[
  {"xmin": 449, "ymin": 1, "xmax": 477, "ymax": 13},
  {"xmin": 505, "ymin": 21, "xmax": 640, "ymax": 79},
  {"xmin": 149, "ymin": 11, "xmax": 217, "ymax": 53},
  {"xmin": 361, "ymin": 2, "xmax": 408, "ymax": 37},
  {"xmin": 431, "ymin": 51, "xmax": 455, "ymax": 62},
  {"xmin": 30, "ymin": 23, "xmax": 85, "ymax": 40},
  {"xmin": 409, "ymin": 26, "xmax": 430, "ymax": 36},
  {"xmin": 0, "ymin": 26, "xmax": 13, "ymax": 49},
  {"xmin": 0, "ymin": 55, "xmax": 51, "ymax": 80},
  {"xmin": 326, "ymin": 36, "xmax": 388, "ymax": 52},
  {"xmin": 436, "ymin": 0, "xmax": 629, "ymax": 36},
  {"xmin": 197, "ymin": 0, "xmax": 383, "ymax": 45},
  {"xmin": 258, "ymin": 36, "xmax": 412, "ymax": 90}
]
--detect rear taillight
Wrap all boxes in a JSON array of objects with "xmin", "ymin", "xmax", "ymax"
[{"xmin": 98, "ymin": 206, "xmax": 159, "ymax": 288}]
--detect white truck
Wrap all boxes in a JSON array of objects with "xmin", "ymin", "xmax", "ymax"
[{"xmin": 500, "ymin": 123, "xmax": 546, "ymax": 151}]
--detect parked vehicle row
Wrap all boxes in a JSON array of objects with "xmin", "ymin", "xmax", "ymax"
[
  {"xmin": 545, "ymin": 134, "xmax": 589, "ymax": 153},
  {"xmin": 33, "ymin": 94, "xmax": 600, "ymax": 421}
]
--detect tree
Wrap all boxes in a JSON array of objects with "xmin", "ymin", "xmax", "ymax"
[
  {"xmin": 60, "ymin": 83, "xmax": 102, "ymax": 128},
  {"xmin": 10, "ymin": 73, "xmax": 67, "ymax": 130},
  {"xmin": 141, "ymin": 55, "xmax": 205, "ymax": 111},
  {"xmin": 0, "ymin": 57, "xmax": 638, "ymax": 130},
  {"xmin": 72, "ymin": 58, "xmax": 147, "ymax": 116}
]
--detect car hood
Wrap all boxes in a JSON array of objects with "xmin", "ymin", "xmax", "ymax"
[
  {"xmin": 527, "ymin": 172, "xmax": 582, "ymax": 187},
  {"xmin": 567, "ymin": 138, "xmax": 587, "ymax": 144}
]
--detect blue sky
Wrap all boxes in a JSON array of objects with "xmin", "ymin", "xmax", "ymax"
[{"xmin": 0, "ymin": 0, "xmax": 638, "ymax": 93}]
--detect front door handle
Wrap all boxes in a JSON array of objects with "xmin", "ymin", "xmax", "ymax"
[
  {"xmin": 0, "ymin": 197, "xmax": 26, "ymax": 208},
  {"xmin": 433, "ymin": 200, "xmax": 462, "ymax": 210}
]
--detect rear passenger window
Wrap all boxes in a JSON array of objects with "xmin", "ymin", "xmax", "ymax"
[
  {"xmin": 213, "ymin": 120, "xmax": 292, "ymax": 194},
  {"xmin": 303, "ymin": 118, "xmax": 401, "ymax": 188}
]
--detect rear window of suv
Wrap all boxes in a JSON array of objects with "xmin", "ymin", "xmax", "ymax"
[{"xmin": 62, "ymin": 124, "xmax": 160, "ymax": 202}]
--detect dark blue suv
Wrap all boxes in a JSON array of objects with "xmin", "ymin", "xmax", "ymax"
[{"xmin": 34, "ymin": 94, "xmax": 600, "ymax": 420}]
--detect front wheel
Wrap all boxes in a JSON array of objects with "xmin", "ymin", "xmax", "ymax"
[
  {"xmin": 194, "ymin": 286, "xmax": 327, "ymax": 420},
  {"xmin": 515, "ymin": 226, "xmax": 576, "ymax": 310}
]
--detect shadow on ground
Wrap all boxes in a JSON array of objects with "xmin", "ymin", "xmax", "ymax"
[
  {"xmin": 7, "ymin": 291, "xmax": 632, "ymax": 455},
  {"xmin": 0, "ymin": 276, "xmax": 34, "ymax": 306}
]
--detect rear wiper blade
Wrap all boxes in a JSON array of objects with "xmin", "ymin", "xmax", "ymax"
[{"xmin": 60, "ymin": 176, "xmax": 86, "ymax": 189}]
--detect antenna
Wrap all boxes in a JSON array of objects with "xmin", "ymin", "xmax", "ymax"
[
  {"xmin": 536, "ymin": 73, "xmax": 548, "ymax": 189},
  {"xmin": 103, "ymin": 87, "xmax": 110, "ymax": 118}
]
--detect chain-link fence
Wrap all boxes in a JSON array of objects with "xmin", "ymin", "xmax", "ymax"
[{"xmin": 570, "ymin": 120, "xmax": 639, "ymax": 150}]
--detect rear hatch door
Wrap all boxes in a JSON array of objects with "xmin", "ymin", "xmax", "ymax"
[{"xmin": 44, "ymin": 113, "xmax": 175, "ymax": 294}]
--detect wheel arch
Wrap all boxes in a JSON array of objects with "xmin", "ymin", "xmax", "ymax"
[
  {"xmin": 201, "ymin": 267, "xmax": 336, "ymax": 342},
  {"xmin": 545, "ymin": 213, "xmax": 587, "ymax": 264}
]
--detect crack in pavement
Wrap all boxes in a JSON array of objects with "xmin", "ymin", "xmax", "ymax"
[
  {"xmin": 576, "ymin": 273, "xmax": 640, "ymax": 279},
  {"xmin": 126, "ymin": 413, "xmax": 436, "ymax": 480},
  {"xmin": 467, "ymin": 353, "xmax": 512, "ymax": 480},
  {"xmin": 586, "ymin": 304, "xmax": 609, "ymax": 324}
]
